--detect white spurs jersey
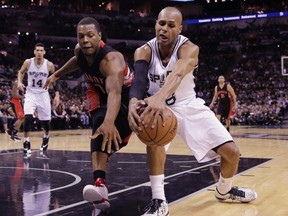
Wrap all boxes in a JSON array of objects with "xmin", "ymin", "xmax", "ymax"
[
  {"xmin": 26, "ymin": 57, "xmax": 49, "ymax": 93},
  {"xmin": 147, "ymin": 35, "xmax": 198, "ymax": 105}
]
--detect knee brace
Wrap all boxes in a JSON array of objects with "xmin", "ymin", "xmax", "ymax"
[
  {"xmin": 23, "ymin": 114, "xmax": 33, "ymax": 132},
  {"xmin": 41, "ymin": 120, "xmax": 50, "ymax": 133}
]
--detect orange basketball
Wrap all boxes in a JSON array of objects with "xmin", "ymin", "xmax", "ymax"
[{"xmin": 137, "ymin": 107, "xmax": 178, "ymax": 147}]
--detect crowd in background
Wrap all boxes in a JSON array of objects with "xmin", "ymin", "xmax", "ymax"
[{"xmin": 1, "ymin": 4, "xmax": 288, "ymax": 133}]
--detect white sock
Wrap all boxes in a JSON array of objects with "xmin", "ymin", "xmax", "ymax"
[
  {"xmin": 217, "ymin": 174, "xmax": 233, "ymax": 194},
  {"xmin": 150, "ymin": 174, "xmax": 166, "ymax": 201},
  {"xmin": 24, "ymin": 137, "xmax": 29, "ymax": 142}
]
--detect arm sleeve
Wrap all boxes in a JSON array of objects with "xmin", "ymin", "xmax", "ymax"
[{"xmin": 129, "ymin": 60, "xmax": 149, "ymax": 100}]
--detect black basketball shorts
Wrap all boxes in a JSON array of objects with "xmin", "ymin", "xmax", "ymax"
[{"xmin": 90, "ymin": 103, "xmax": 132, "ymax": 155}]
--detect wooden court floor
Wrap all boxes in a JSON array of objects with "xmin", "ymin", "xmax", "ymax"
[{"xmin": 0, "ymin": 125, "xmax": 287, "ymax": 216}]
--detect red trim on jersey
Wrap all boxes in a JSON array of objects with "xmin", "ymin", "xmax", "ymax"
[
  {"xmin": 227, "ymin": 101, "xmax": 234, "ymax": 121},
  {"xmin": 87, "ymin": 85, "xmax": 100, "ymax": 112},
  {"xmin": 100, "ymin": 40, "xmax": 105, "ymax": 48},
  {"xmin": 122, "ymin": 134, "xmax": 132, "ymax": 143}
]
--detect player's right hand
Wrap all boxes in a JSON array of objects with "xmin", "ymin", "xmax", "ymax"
[
  {"xmin": 142, "ymin": 95, "xmax": 166, "ymax": 129},
  {"xmin": 44, "ymin": 74, "xmax": 59, "ymax": 90},
  {"xmin": 90, "ymin": 122, "xmax": 122, "ymax": 154}
]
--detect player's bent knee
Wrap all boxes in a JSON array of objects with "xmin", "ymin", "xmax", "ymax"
[
  {"xmin": 23, "ymin": 114, "xmax": 33, "ymax": 132},
  {"xmin": 215, "ymin": 141, "xmax": 240, "ymax": 161},
  {"xmin": 41, "ymin": 120, "xmax": 50, "ymax": 132}
]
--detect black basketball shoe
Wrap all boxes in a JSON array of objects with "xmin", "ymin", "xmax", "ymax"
[
  {"xmin": 23, "ymin": 141, "xmax": 31, "ymax": 154},
  {"xmin": 40, "ymin": 137, "xmax": 49, "ymax": 151}
]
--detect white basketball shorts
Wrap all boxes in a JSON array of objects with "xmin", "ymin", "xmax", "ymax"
[
  {"xmin": 169, "ymin": 97, "xmax": 233, "ymax": 163},
  {"xmin": 24, "ymin": 90, "xmax": 51, "ymax": 121}
]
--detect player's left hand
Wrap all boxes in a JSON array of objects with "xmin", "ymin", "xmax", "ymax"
[
  {"xmin": 90, "ymin": 122, "xmax": 122, "ymax": 154},
  {"xmin": 53, "ymin": 95, "xmax": 60, "ymax": 108},
  {"xmin": 232, "ymin": 104, "xmax": 237, "ymax": 112},
  {"xmin": 128, "ymin": 98, "xmax": 146, "ymax": 134}
]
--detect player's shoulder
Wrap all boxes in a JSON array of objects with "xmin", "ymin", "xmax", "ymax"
[
  {"xmin": 104, "ymin": 47, "xmax": 123, "ymax": 59},
  {"xmin": 47, "ymin": 59, "xmax": 55, "ymax": 67},
  {"xmin": 137, "ymin": 44, "xmax": 151, "ymax": 53},
  {"xmin": 74, "ymin": 43, "xmax": 81, "ymax": 58},
  {"xmin": 22, "ymin": 58, "xmax": 32, "ymax": 68},
  {"xmin": 181, "ymin": 39, "xmax": 199, "ymax": 51},
  {"xmin": 24, "ymin": 58, "xmax": 32, "ymax": 64},
  {"xmin": 227, "ymin": 83, "xmax": 234, "ymax": 90},
  {"xmin": 134, "ymin": 44, "xmax": 152, "ymax": 61},
  {"xmin": 178, "ymin": 39, "xmax": 199, "ymax": 60}
]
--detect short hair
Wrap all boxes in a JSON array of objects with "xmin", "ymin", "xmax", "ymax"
[
  {"xmin": 77, "ymin": 17, "xmax": 101, "ymax": 33},
  {"xmin": 34, "ymin": 43, "xmax": 45, "ymax": 49}
]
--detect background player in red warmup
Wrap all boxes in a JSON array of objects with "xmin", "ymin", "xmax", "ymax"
[
  {"xmin": 209, "ymin": 75, "xmax": 237, "ymax": 132},
  {"xmin": 7, "ymin": 80, "xmax": 25, "ymax": 141}
]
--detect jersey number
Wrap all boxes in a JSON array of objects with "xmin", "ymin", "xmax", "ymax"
[
  {"xmin": 166, "ymin": 93, "xmax": 176, "ymax": 105},
  {"xmin": 32, "ymin": 79, "xmax": 43, "ymax": 88}
]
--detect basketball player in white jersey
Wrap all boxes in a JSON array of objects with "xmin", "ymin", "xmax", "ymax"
[
  {"xmin": 128, "ymin": 7, "xmax": 257, "ymax": 216},
  {"xmin": 17, "ymin": 43, "xmax": 60, "ymax": 155}
]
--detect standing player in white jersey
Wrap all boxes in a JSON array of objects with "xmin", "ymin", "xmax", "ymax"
[
  {"xmin": 17, "ymin": 43, "xmax": 60, "ymax": 154},
  {"xmin": 128, "ymin": 7, "xmax": 257, "ymax": 216}
]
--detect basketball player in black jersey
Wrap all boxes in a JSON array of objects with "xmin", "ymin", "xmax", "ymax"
[
  {"xmin": 209, "ymin": 75, "xmax": 237, "ymax": 132},
  {"xmin": 44, "ymin": 17, "xmax": 133, "ymax": 213}
]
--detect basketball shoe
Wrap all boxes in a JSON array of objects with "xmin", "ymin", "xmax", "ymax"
[
  {"xmin": 13, "ymin": 134, "xmax": 21, "ymax": 141},
  {"xmin": 7, "ymin": 129, "xmax": 13, "ymax": 137},
  {"xmin": 40, "ymin": 137, "xmax": 49, "ymax": 151},
  {"xmin": 8, "ymin": 129, "xmax": 21, "ymax": 141},
  {"xmin": 215, "ymin": 186, "xmax": 257, "ymax": 203},
  {"xmin": 140, "ymin": 199, "xmax": 169, "ymax": 216},
  {"xmin": 83, "ymin": 178, "xmax": 110, "ymax": 210},
  {"xmin": 23, "ymin": 141, "xmax": 31, "ymax": 154},
  {"xmin": 7, "ymin": 129, "xmax": 17, "ymax": 141}
]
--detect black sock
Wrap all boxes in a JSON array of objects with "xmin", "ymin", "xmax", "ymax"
[{"xmin": 93, "ymin": 170, "xmax": 106, "ymax": 183}]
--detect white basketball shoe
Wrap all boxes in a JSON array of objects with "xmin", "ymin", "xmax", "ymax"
[
  {"xmin": 83, "ymin": 178, "xmax": 110, "ymax": 210},
  {"xmin": 215, "ymin": 186, "xmax": 257, "ymax": 203}
]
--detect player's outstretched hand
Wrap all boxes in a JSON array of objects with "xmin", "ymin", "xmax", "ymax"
[
  {"xmin": 90, "ymin": 122, "xmax": 122, "ymax": 154},
  {"xmin": 142, "ymin": 95, "xmax": 166, "ymax": 129},
  {"xmin": 44, "ymin": 74, "xmax": 59, "ymax": 90}
]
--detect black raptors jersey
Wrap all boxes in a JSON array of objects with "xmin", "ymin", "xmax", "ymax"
[
  {"xmin": 77, "ymin": 41, "xmax": 133, "ymax": 111},
  {"xmin": 217, "ymin": 83, "xmax": 230, "ymax": 105}
]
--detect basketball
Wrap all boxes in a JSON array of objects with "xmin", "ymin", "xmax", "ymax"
[{"xmin": 136, "ymin": 106, "xmax": 178, "ymax": 147}]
